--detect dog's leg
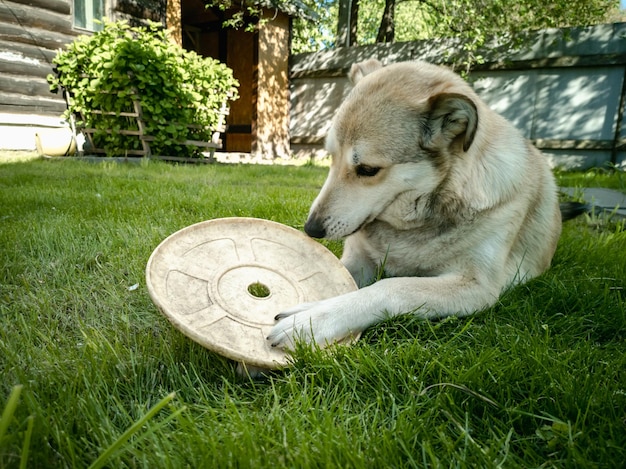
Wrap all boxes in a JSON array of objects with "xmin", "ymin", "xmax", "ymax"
[
  {"xmin": 341, "ymin": 235, "xmax": 378, "ymax": 287},
  {"xmin": 266, "ymin": 274, "xmax": 502, "ymax": 349}
]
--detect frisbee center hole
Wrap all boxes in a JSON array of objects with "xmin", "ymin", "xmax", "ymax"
[{"xmin": 247, "ymin": 282, "xmax": 271, "ymax": 299}]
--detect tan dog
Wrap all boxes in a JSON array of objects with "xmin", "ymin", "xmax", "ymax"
[{"xmin": 267, "ymin": 59, "xmax": 578, "ymax": 349}]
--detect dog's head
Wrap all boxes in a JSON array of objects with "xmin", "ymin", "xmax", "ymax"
[{"xmin": 304, "ymin": 59, "xmax": 480, "ymax": 239}]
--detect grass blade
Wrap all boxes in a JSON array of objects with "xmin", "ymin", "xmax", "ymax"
[
  {"xmin": 0, "ymin": 385, "xmax": 23, "ymax": 442},
  {"xmin": 19, "ymin": 416, "xmax": 34, "ymax": 469},
  {"xmin": 88, "ymin": 392, "xmax": 176, "ymax": 469}
]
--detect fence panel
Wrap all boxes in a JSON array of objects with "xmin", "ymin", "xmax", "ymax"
[{"xmin": 290, "ymin": 22, "xmax": 626, "ymax": 169}]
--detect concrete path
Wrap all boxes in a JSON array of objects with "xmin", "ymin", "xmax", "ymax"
[{"xmin": 561, "ymin": 187, "xmax": 626, "ymax": 219}]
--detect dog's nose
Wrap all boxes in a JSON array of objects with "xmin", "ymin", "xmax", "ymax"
[{"xmin": 304, "ymin": 216, "xmax": 326, "ymax": 238}]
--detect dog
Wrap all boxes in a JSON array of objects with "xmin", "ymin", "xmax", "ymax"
[{"xmin": 266, "ymin": 59, "xmax": 584, "ymax": 350}]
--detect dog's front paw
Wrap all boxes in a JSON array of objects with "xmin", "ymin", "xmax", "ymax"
[{"xmin": 266, "ymin": 293, "xmax": 363, "ymax": 349}]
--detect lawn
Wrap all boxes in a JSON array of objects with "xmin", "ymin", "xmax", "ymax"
[{"xmin": 1, "ymin": 157, "xmax": 625, "ymax": 468}]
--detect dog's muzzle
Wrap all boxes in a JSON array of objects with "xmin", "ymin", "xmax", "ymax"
[{"xmin": 304, "ymin": 216, "xmax": 326, "ymax": 239}]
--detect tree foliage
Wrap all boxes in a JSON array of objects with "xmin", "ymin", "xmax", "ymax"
[
  {"xmin": 202, "ymin": 0, "xmax": 316, "ymax": 31},
  {"xmin": 292, "ymin": 0, "xmax": 338, "ymax": 51},
  {"xmin": 292, "ymin": 0, "xmax": 623, "ymax": 54}
]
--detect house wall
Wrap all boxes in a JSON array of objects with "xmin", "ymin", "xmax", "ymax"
[
  {"xmin": 290, "ymin": 23, "xmax": 626, "ymax": 169},
  {"xmin": 255, "ymin": 11, "xmax": 290, "ymax": 160},
  {"xmin": 179, "ymin": 3, "xmax": 292, "ymax": 160},
  {"xmin": 0, "ymin": 0, "xmax": 165, "ymax": 151},
  {"xmin": 0, "ymin": 0, "xmax": 77, "ymax": 149}
]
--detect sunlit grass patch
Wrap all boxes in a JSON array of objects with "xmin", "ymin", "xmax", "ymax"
[{"xmin": 1, "ymin": 159, "xmax": 625, "ymax": 467}]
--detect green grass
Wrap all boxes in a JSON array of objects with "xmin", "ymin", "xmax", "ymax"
[{"xmin": 1, "ymin": 157, "xmax": 625, "ymax": 468}]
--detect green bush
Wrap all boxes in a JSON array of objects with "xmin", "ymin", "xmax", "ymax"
[{"xmin": 48, "ymin": 20, "xmax": 239, "ymax": 158}]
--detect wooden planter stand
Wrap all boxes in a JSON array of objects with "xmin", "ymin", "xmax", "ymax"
[{"xmin": 65, "ymin": 85, "xmax": 229, "ymax": 161}]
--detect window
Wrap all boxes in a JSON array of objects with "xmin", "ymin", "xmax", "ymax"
[{"xmin": 74, "ymin": 0, "xmax": 106, "ymax": 32}]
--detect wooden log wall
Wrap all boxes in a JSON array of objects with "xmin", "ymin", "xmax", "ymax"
[
  {"xmin": 0, "ymin": 0, "xmax": 166, "ymax": 118},
  {"xmin": 0, "ymin": 0, "xmax": 77, "ymax": 116}
]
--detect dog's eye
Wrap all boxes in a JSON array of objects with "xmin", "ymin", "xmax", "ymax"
[{"xmin": 355, "ymin": 165, "xmax": 381, "ymax": 177}]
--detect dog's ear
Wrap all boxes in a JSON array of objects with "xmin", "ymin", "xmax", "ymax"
[
  {"xmin": 425, "ymin": 93, "xmax": 478, "ymax": 153},
  {"xmin": 349, "ymin": 59, "xmax": 383, "ymax": 85}
]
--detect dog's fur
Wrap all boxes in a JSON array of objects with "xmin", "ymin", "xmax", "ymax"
[{"xmin": 267, "ymin": 59, "xmax": 567, "ymax": 349}]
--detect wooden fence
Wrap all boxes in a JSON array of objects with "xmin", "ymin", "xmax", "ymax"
[{"xmin": 289, "ymin": 22, "xmax": 626, "ymax": 170}]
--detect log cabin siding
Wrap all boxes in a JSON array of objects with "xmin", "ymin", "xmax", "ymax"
[
  {"xmin": 0, "ymin": 2, "xmax": 74, "ymax": 36},
  {"xmin": 9, "ymin": 0, "xmax": 70, "ymax": 15},
  {"xmin": 0, "ymin": 0, "xmax": 78, "ymax": 121},
  {"xmin": 0, "ymin": 0, "xmax": 166, "ymax": 150}
]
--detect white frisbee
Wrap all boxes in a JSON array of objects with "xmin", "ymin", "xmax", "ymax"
[{"xmin": 146, "ymin": 217, "xmax": 358, "ymax": 370}]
